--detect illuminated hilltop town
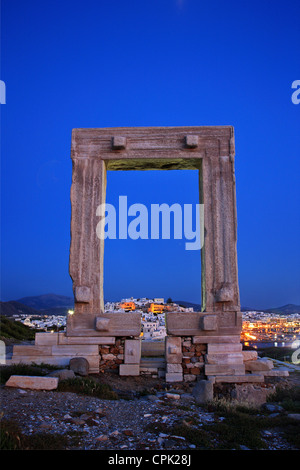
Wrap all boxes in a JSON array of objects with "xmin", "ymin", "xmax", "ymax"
[{"xmin": 12, "ymin": 298, "xmax": 300, "ymax": 348}]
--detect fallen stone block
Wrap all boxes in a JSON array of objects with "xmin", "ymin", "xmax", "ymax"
[
  {"xmin": 165, "ymin": 393, "xmax": 181, "ymax": 400},
  {"xmin": 69, "ymin": 357, "xmax": 89, "ymax": 376},
  {"xmin": 256, "ymin": 369, "xmax": 289, "ymax": 377},
  {"xmin": 192, "ymin": 379, "xmax": 214, "ymax": 403},
  {"xmin": 5, "ymin": 375, "xmax": 58, "ymax": 390},
  {"xmin": 230, "ymin": 384, "xmax": 273, "ymax": 405},
  {"xmin": 242, "ymin": 350, "xmax": 258, "ymax": 362},
  {"xmin": 245, "ymin": 359, "xmax": 273, "ymax": 372}
]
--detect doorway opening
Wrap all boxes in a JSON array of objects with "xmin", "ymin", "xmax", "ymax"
[{"xmin": 104, "ymin": 168, "xmax": 203, "ymax": 375}]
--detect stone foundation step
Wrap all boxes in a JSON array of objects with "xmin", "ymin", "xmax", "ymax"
[
  {"xmin": 10, "ymin": 355, "xmax": 99, "ymax": 374},
  {"xmin": 205, "ymin": 363, "xmax": 245, "ymax": 376},
  {"xmin": 140, "ymin": 357, "xmax": 166, "ymax": 369},
  {"xmin": 213, "ymin": 374, "xmax": 264, "ymax": 383}
]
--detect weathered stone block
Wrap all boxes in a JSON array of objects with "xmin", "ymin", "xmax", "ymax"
[
  {"xmin": 185, "ymin": 135, "xmax": 199, "ymax": 148},
  {"xmin": 205, "ymin": 353, "xmax": 244, "ymax": 365},
  {"xmin": 69, "ymin": 357, "xmax": 89, "ymax": 376},
  {"xmin": 6, "ymin": 375, "xmax": 58, "ymax": 390},
  {"xmin": 124, "ymin": 339, "xmax": 141, "ymax": 364},
  {"xmin": 119, "ymin": 364, "xmax": 140, "ymax": 376},
  {"xmin": 205, "ymin": 364, "xmax": 245, "ymax": 376},
  {"xmin": 183, "ymin": 374, "xmax": 197, "ymax": 382},
  {"xmin": 215, "ymin": 285, "xmax": 234, "ymax": 302},
  {"xmin": 207, "ymin": 343, "xmax": 242, "ymax": 353},
  {"xmin": 58, "ymin": 333, "xmax": 115, "ymax": 345},
  {"xmin": 200, "ymin": 315, "xmax": 218, "ymax": 331},
  {"xmin": 52, "ymin": 345, "xmax": 99, "ymax": 356},
  {"xmin": 214, "ymin": 374, "xmax": 264, "ymax": 383},
  {"xmin": 75, "ymin": 286, "xmax": 91, "ymax": 303},
  {"xmin": 13, "ymin": 345, "xmax": 52, "ymax": 356},
  {"xmin": 256, "ymin": 369, "xmax": 289, "ymax": 377},
  {"xmin": 35, "ymin": 332, "xmax": 58, "ymax": 346},
  {"xmin": 112, "ymin": 136, "xmax": 127, "ymax": 149},
  {"xmin": 67, "ymin": 312, "xmax": 141, "ymax": 337},
  {"xmin": 166, "ymin": 363, "xmax": 183, "ymax": 373},
  {"xmin": 245, "ymin": 359, "xmax": 273, "ymax": 372},
  {"xmin": 102, "ymin": 354, "xmax": 116, "ymax": 361},
  {"xmin": 192, "ymin": 379, "xmax": 214, "ymax": 403},
  {"xmin": 231, "ymin": 384, "xmax": 272, "ymax": 405},
  {"xmin": 95, "ymin": 317, "xmax": 111, "ymax": 332},
  {"xmin": 242, "ymin": 350, "xmax": 258, "ymax": 362},
  {"xmin": 193, "ymin": 335, "xmax": 240, "ymax": 344},
  {"xmin": 165, "ymin": 337, "xmax": 182, "ymax": 364},
  {"xmin": 165, "ymin": 372, "xmax": 183, "ymax": 382}
]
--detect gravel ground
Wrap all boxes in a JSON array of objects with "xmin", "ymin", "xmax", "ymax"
[
  {"xmin": 0, "ymin": 385, "xmax": 216, "ymax": 450},
  {"xmin": 1, "ymin": 371, "xmax": 299, "ymax": 451}
]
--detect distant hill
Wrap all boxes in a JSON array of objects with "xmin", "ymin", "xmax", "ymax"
[
  {"xmin": 176, "ymin": 300, "xmax": 300, "ymax": 315},
  {"xmin": 0, "ymin": 315, "xmax": 38, "ymax": 341},
  {"xmin": 263, "ymin": 304, "xmax": 300, "ymax": 315},
  {"xmin": 16, "ymin": 293, "xmax": 74, "ymax": 312},
  {"xmin": 0, "ymin": 301, "xmax": 42, "ymax": 317}
]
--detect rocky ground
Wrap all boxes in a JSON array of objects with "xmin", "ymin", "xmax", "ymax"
[{"xmin": 1, "ymin": 371, "xmax": 300, "ymax": 451}]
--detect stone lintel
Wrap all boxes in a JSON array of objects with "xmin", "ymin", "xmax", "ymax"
[
  {"xmin": 166, "ymin": 312, "xmax": 241, "ymax": 336},
  {"xmin": 66, "ymin": 312, "xmax": 141, "ymax": 337}
]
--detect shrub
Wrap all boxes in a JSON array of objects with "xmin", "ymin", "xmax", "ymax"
[
  {"xmin": 0, "ymin": 363, "xmax": 59, "ymax": 384},
  {"xmin": 57, "ymin": 376, "xmax": 119, "ymax": 400},
  {"xmin": 0, "ymin": 419, "xmax": 69, "ymax": 450}
]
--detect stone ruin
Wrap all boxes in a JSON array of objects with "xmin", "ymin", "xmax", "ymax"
[{"xmin": 10, "ymin": 126, "xmax": 285, "ymax": 397}]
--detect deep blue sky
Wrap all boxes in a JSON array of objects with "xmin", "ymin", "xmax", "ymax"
[{"xmin": 1, "ymin": 0, "xmax": 299, "ymax": 308}]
